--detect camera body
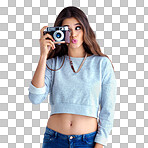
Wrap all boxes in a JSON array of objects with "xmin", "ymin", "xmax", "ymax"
[{"xmin": 43, "ymin": 26, "xmax": 70, "ymax": 44}]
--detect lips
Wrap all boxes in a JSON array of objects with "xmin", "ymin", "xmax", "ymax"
[{"xmin": 72, "ymin": 39, "xmax": 78, "ymax": 44}]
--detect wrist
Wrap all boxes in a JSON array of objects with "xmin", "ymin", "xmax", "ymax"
[
  {"xmin": 94, "ymin": 143, "xmax": 104, "ymax": 148},
  {"xmin": 40, "ymin": 54, "xmax": 47, "ymax": 60}
]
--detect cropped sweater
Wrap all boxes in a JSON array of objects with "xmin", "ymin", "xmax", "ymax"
[{"xmin": 28, "ymin": 54, "xmax": 117, "ymax": 146}]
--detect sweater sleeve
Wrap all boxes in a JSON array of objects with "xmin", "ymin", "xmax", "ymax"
[
  {"xmin": 28, "ymin": 59, "xmax": 53, "ymax": 104},
  {"xmin": 94, "ymin": 57, "xmax": 117, "ymax": 146}
]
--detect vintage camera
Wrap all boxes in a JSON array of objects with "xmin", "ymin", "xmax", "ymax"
[{"xmin": 43, "ymin": 26, "xmax": 70, "ymax": 44}]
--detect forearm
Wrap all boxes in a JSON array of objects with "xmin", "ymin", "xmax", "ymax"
[
  {"xmin": 31, "ymin": 54, "xmax": 47, "ymax": 88},
  {"xmin": 94, "ymin": 143, "xmax": 104, "ymax": 148}
]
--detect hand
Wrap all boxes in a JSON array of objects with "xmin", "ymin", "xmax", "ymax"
[
  {"xmin": 94, "ymin": 143, "xmax": 104, "ymax": 148},
  {"xmin": 39, "ymin": 26, "xmax": 56, "ymax": 57}
]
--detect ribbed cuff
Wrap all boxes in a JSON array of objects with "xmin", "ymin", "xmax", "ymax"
[
  {"xmin": 94, "ymin": 134, "xmax": 108, "ymax": 147},
  {"xmin": 28, "ymin": 82, "xmax": 46, "ymax": 94}
]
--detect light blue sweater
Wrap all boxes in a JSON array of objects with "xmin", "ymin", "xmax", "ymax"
[{"xmin": 28, "ymin": 54, "xmax": 117, "ymax": 146}]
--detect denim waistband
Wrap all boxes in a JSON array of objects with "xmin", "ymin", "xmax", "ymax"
[{"xmin": 45, "ymin": 126, "xmax": 97, "ymax": 141}]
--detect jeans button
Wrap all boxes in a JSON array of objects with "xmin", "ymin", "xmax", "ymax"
[{"xmin": 70, "ymin": 136, "xmax": 73, "ymax": 139}]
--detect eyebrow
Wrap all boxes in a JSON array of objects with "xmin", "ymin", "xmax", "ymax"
[{"xmin": 63, "ymin": 23, "xmax": 81, "ymax": 27}]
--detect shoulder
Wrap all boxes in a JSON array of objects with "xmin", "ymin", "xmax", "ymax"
[
  {"xmin": 94, "ymin": 56, "xmax": 114, "ymax": 72},
  {"xmin": 46, "ymin": 56, "xmax": 63, "ymax": 66},
  {"xmin": 99, "ymin": 56, "xmax": 112, "ymax": 67},
  {"xmin": 93, "ymin": 55, "xmax": 111, "ymax": 65}
]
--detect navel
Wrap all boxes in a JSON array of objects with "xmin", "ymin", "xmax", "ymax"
[{"xmin": 70, "ymin": 121, "xmax": 73, "ymax": 126}]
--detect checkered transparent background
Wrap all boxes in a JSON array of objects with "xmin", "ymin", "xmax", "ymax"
[{"xmin": 0, "ymin": 0, "xmax": 148, "ymax": 148}]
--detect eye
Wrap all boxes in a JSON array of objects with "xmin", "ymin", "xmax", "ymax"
[{"xmin": 75, "ymin": 26, "xmax": 81, "ymax": 30}]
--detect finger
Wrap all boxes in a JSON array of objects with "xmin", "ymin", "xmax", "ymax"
[
  {"xmin": 45, "ymin": 41, "xmax": 55, "ymax": 49},
  {"xmin": 46, "ymin": 44, "xmax": 52, "ymax": 50},
  {"xmin": 40, "ymin": 26, "xmax": 48, "ymax": 38},
  {"xmin": 47, "ymin": 44, "xmax": 55, "ymax": 50},
  {"xmin": 46, "ymin": 40, "xmax": 55, "ymax": 48},
  {"xmin": 46, "ymin": 43, "xmax": 55, "ymax": 50},
  {"xmin": 47, "ymin": 45, "xmax": 51, "ymax": 50}
]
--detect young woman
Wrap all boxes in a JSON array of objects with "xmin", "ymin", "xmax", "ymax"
[{"xmin": 28, "ymin": 6, "xmax": 117, "ymax": 148}]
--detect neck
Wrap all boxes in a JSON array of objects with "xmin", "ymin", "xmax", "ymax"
[{"xmin": 67, "ymin": 46, "xmax": 86, "ymax": 58}]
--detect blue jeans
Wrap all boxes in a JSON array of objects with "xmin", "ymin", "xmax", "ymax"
[{"xmin": 42, "ymin": 126, "xmax": 97, "ymax": 148}]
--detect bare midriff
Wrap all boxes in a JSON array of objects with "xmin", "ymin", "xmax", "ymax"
[{"xmin": 47, "ymin": 113, "xmax": 98, "ymax": 135}]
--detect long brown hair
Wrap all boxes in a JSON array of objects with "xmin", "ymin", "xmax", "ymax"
[{"xmin": 46, "ymin": 6, "xmax": 114, "ymax": 71}]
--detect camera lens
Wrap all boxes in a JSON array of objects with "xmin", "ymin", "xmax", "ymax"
[
  {"xmin": 56, "ymin": 33, "xmax": 61, "ymax": 38},
  {"xmin": 53, "ymin": 30, "xmax": 64, "ymax": 41}
]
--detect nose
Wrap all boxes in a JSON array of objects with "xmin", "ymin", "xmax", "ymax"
[{"xmin": 70, "ymin": 29, "xmax": 77, "ymax": 37}]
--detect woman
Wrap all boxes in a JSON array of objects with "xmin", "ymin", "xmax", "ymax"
[{"xmin": 28, "ymin": 6, "xmax": 117, "ymax": 148}]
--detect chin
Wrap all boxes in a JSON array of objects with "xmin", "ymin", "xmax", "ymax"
[{"xmin": 68, "ymin": 41, "xmax": 83, "ymax": 49}]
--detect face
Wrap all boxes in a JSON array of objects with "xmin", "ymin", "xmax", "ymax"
[{"xmin": 62, "ymin": 17, "xmax": 84, "ymax": 49}]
